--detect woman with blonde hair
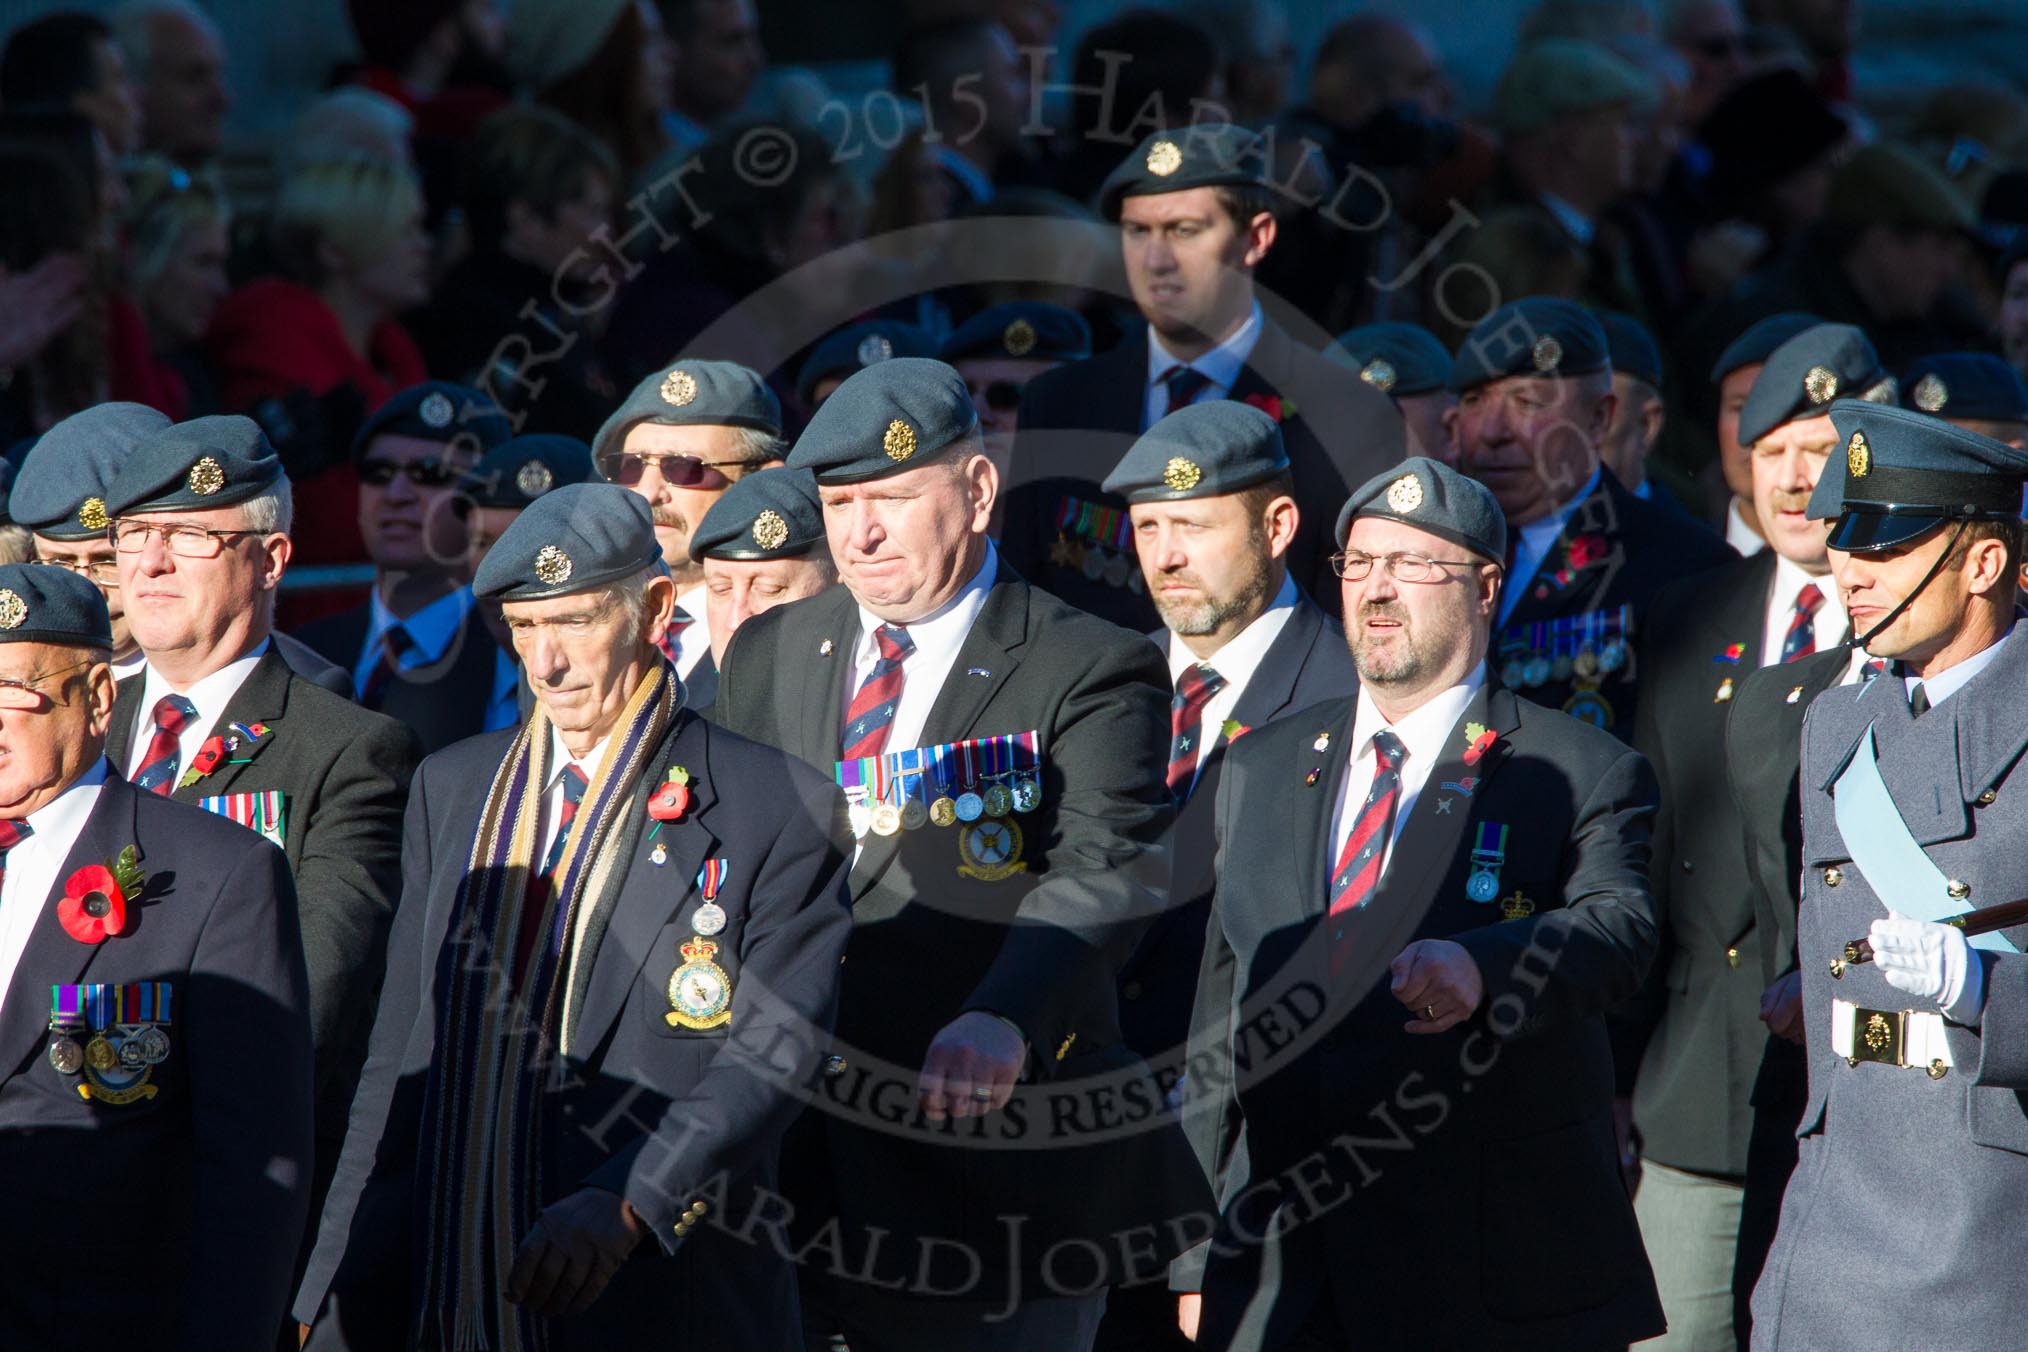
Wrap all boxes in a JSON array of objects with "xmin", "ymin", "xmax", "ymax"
[{"xmin": 115, "ymin": 154, "xmax": 230, "ymax": 420}]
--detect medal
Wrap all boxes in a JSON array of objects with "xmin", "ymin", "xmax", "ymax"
[
  {"xmin": 1081, "ymin": 546, "xmax": 1107, "ymax": 581},
  {"xmin": 926, "ymin": 744, "xmax": 958, "ymax": 828},
  {"xmin": 981, "ymin": 735, "xmax": 1011, "ymax": 816},
  {"xmin": 1466, "ymin": 868, "xmax": 1500, "ymax": 903},
  {"xmin": 900, "ymin": 800, "xmax": 929, "ymax": 830},
  {"xmin": 931, "ymin": 797, "xmax": 957, "ymax": 826},
  {"xmin": 47, "ymin": 986, "xmax": 84, "ymax": 1074},
  {"xmin": 956, "ymin": 740, "xmax": 984, "ymax": 820},
  {"xmin": 693, "ymin": 902, "xmax": 727, "ymax": 936},
  {"xmin": 1103, "ymin": 554, "xmax": 1130, "ymax": 588},
  {"xmin": 1597, "ymin": 638, "xmax": 1628, "ymax": 674},
  {"xmin": 1549, "ymin": 649, "xmax": 1573, "ymax": 682},
  {"xmin": 957, "ymin": 815, "xmax": 1026, "ymax": 882},
  {"xmin": 1572, "ymin": 648, "xmax": 1599, "ymax": 680},
  {"xmin": 982, "ymin": 785, "xmax": 1011, "ymax": 817},
  {"xmin": 48, "ymin": 1035, "xmax": 82, "ymax": 1074},
  {"xmin": 1500, "ymin": 659, "xmax": 1525, "ymax": 688},
  {"xmin": 897, "ymin": 748, "xmax": 928, "ymax": 830},
  {"xmin": 871, "ymin": 804, "xmax": 901, "ymax": 836},
  {"xmin": 694, "ymin": 859, "xmax": 728, "ymax": 936},
  {"xmin": 1011, "ymin": 774, "xmax": 1040, "ymax": 813},
  {"xmin": 86, "ymin": 1034, "xmax": 116, "ymax": 1072},
  {"xmin": 652, "ymin": 842, "xmax": 668, "ymax": 865},
  {"xmin": 1465, "ymin": 822, "xmax": 1508, "ymax": 905},
  {"xmin": 1522, "ymin": 654, "xmax": 1552, "ymax": 688}
]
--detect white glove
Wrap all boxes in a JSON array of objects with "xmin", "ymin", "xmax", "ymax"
[{"xmin": 1869, "ymin": 912, "xmax": 1985, "ymax": 1023}]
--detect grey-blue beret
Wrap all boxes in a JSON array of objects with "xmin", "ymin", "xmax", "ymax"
[
  {"xmin": 1739, "ymin": 323, "xmax": 1886, "ymax": 447},
  {"xmin": 798, "ymin": 320, "xmax": 937, "ymax": 405},
  {"xmin": 1709, "ymin": 311, "xmax": 1822, "ymax": 384},
  {"xmin": 105, "ymin": 415, "xmax": 282, "ymax": 515},
  {"xmin": 1901, "ymin": 353, "xmax": 2028, "ymax": 423},
  {"xmin": 472, "ymin": 482, "xmax": 664, "ymax": 601},
  {"xmin": 1450, "ymin": 297, "xmax": 1610, "ymax": 392},
  {"xmin": 1098, "ymin": 123, "xmax": 1269, "ymax": 220},
  {"xmin": 1101, "ymin": 402, "xmax": 1287, "ymax": 503},
  {"xmin": 13, "ymin": 402, "xmax": 170, "ymax": 539},
  {"xmin": 0, "ymin": 561, "xmax": 112, "ymax": 647},
  {"xmin": 785, "ymin": 358, "xmax": 979, "ymax": 485},
  {"xmin": 352, "ymin": 381, "xmax": 512, "ymax": 459},
  {"xmin": 459, "ymin": 434, "xmax": 597, "ymax": 511},
  {"xmin": 1334, "ymin": 322, "xmax": 1453, "ymax": 397},
  {"xmin": 688, "ymin": 468, "xmax": 826, "ymax": 561},
  {"xmin": 1335, "ymin": 456, "xmax": 1508, "ymax": 564},
  {"xmin": 594, "ymin": 359, "xmax": 783, "ymax": 462},
  {"xmin": 1598, "ymin": 311, "xmax": 1662, "ymax": 389},
  {"xmin": 940, "ymin": 303, "xmax": 1092, "ymax": 365}
]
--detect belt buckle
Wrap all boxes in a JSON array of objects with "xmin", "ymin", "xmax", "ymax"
[{"xmin": 1848, "ymin": 1004, "xmax": 1908, "ymax": 1068}]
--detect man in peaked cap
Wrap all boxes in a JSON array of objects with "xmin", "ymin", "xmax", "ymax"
[
  {"xmin": 0, "ymin": 562, "xmax": 314, "ymax": 1350},
  {"xmin": 1448, "ymin": 296, "xmax": 1732, "ymax": 742},
  {"xmin": 1902, "ymin": 352, "xmax": 2028, "ymax": 449},
  {"xmin": 687, "ymin": 467, "xmax": 834, "ymax": 692},
  {"xmin": 1701, "ymin": 312, "xmax": 1826, "ymax": 555},
  {"xmin": 1095, "ymin": 398, "xmax": 1355, "ymax": 1352},
  {"xmin": 292, "ymin": 381, "xmax": 520, "ymax": 753},
  {"xmin": 12, "ymin": 403, "xmax": 348, "ymax": 694},
  {"xmin": 101, "ymin": 414, "xmax": 419, "ymax": 1279},
  {"xmin": 1612, "ymin": 322, "xmax": 1885, "ymax": 1347},
  {"xmin": 1750, "ymin": 403, "xmax": 2028, "ymax": 1351},
  {"xmin": 1334, "ymin": 321, "xmax": 1456, "ymax": 466},
  {"xmin": 1175, "ymin": 455, "xmax": 1663, "ymax": 1349},
  {"xmin": 1450, "ymin": 40, "xmax": 1655, "ymax": 341},
  {"xmin": 714, "ymin": 357, "xmax": 1209, "ymax": 1349},
  {"xmin": 1006, "ymin": 124, "xmax": 1403, "ymax": 632},
  {"xmin": 939, "ymin": 301, "xmax": 1091, "ymax": 500},
  {"xmin": 799, "ymin": 318, "xmax": 938, "ymax": 412},
  {"xmin": 593, "ymin": 359, "xmax": 787, "ymax": 691},
  {"xmin": 299, "ymin": 481, "xmax": 852, "ymax": 1351}
]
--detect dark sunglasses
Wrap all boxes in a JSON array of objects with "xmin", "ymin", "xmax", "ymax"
[
  {"xmin": 358, "ymin": 457, "xmax": 459, "ymax": 488},
  {"xmin": 598, "ymin": 451, "xmax": 749, "ymax": 490},
  {"xmin": 984, "ymin": 380, "xmax": 1027, "ymax": 414}
]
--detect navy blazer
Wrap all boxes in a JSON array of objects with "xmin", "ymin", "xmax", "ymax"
[
  {"xmin": 0, "ymin": 773, "xmax": 312, "ymax": 1352},
  {"xmin": 296, "ymin": 711, "xmax": 852, "ymax": 1351}
]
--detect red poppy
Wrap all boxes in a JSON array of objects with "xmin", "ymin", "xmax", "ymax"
[
  {"xmin": 1566, "ymin": 534, "xmax": 1608, "ymax": 570},
  {"xmin": 1462, "ymin": 731, "xmax": 1498, "ymax": 766},
  {"xmin": 189, "ymin": 736, "xmax": 225, "ymax": 778},
  {"xmin": 648, "ymin": 780, "xmax": 691, "ymax": 822},
  {"xmin": 57, "ymin": 865, "xmax": 127, "ymax": 944},
  {"xmin": 1242, "ymin": 393, "xmax": 1286, "ymax": 421}
]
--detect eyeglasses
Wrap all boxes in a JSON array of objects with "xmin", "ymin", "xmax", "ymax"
[
  {"xmin": 358, "ymin": 457, "xmax": 461, "ymax": 487},
  {"xmin": 32, "ymin": 556, "xmax": 118, "ymax": 582},
  {"xmin": 0, "ymin": 657, "xmax": 95, "ymax": 710},
  {"xmin": 110, "ymin": 521, "xmax": 260, "ymax": 558},
  {"xmin": 1331, "ymin": 551, "xmax": 1482, "ymax": 583},
  {"xmin": 983, "ymin": 380, "xmax": 1027, "ymax": 414},
  {"xmin": 599, "ymin": 451, "xmax": 753, "ymax": 490}
]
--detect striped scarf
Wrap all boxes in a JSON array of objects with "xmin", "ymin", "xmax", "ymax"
[{"xmin": 413, "ymin": 661, "xmax": 678, "ymax": 1351}]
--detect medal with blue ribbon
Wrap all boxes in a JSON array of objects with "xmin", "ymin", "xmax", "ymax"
[
  {"xmin": 897, "ymin": 748, "xmax": 929, "ymax": 830},
  {"xmin": 1466, "ymin": 822, "xmax": 1508, "ymax": 904}
]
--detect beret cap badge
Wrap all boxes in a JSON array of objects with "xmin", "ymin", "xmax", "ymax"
[
  {"xmin": 1385, "ymin": 473, "xmax": 1424, "ymax": 514},
  {"xmin": 419, "ymin": 391, "xmax": 455, "ymax": 429},
  {"xmin": 856, "ymin": 333, "xmax": 894, "ymax": 365},
  {"xmin": 1146, "ymin": 139, "xmax": 1183, "ymax": 176},
  {"xmin": 751, "ymin": 509, "xmax": 790, "ymax": 550},
  {"xmin": 1162, "ymin": 457, "xmax": 1203, "ymax": 492},
  {"xmin": 1846, "ymin": 430, "xmax": 1871, "ymax": 478},
  {"xmin": 533, "ymin": 544, "xmax": 574, "ymax": 585},
  {"xmin": 515, "ymin": 460, "xmax": 554, "ymax": 497},
  {"xmin": 0, "ymin": 589, "xmax": 25, "ymax": 630},
  {"xmin": 660, "ymin": 369, "xmax": 698, "ymax": 407},
  {"xmin": 882, "ymin": 419, "xmax": 918, "ymax": 462},
  {"xmin": 1003, "ymin": 318, "xmax": 1038, "ymax": 357},
  {"xmin": 1360, "ymin": 358, "xmax": 1398, "ymax": 393},
  {"xmin": 77, "ymin": 497, "xmax": 107, "ymax": 532},
  {"xmin": 1804, "ymin": 365, "xmax": 1839, "ymax": 405},
  {"xmin": 1531, "ymin": 335, "xmax": 1562, "ymax": 372},
  {"xmin": 1913, "ymin": 373, "xmax": 1949, "ymax": 412},
  {"xmin": 187, "ymin": 456, "xmax": 225, "ymax": 496}
]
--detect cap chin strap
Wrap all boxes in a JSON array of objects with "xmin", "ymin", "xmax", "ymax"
[{"xmin": 1847, "ymin": 519, "xmax": 1971, "ymax": 656}]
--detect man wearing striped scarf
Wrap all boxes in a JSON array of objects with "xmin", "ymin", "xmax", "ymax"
[{"xmin": 297, "ymin": 483, "xmax": 853, "ymax": 1351}]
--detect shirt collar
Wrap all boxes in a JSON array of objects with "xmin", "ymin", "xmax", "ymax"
[
  {"xmin": 1906, "ymin": 623, "xmax": 2016, "ymax": 709},
  {"xmin": 1770, "ymin": 551, "xmax": 1845, "ymax": 626},
  {"xmin": 1519, "ymin": 465, "xmax": 1602, "ymax": 551},
  {"xmin": 546, "ymin": 723, "xmax": 611, "ymax": 789},
  {"xmin": 1726, "ymin": 498, "xmax": 1767, "ymax": 555},
  {"xmin": 1147, "ymin": 300, "xmax": 1264, "ymax": 394},
  {"xmin": 855, "ymin": 540, "xmax": 998, "ymax": 659},
  {"xmin": 1539, "ymin": 191, "xmax": 1595, "ymax": 245},
  {"xmin": 1166, "ymin": 573, "xmax": 1298, "ymax": 685},
  {"xmin": 1349, "ymin": 667, "xmax": 1486, "ymax": 768},
  {"xmin": 25, "ymin": 755, "xmax": 108, "ymax": 840},
  {"xmin": 369, "ymin": 587, "xmax": 473, "ymax": 664},
  {"xmin": 139, "ymin": 637, "xmax": 270, "ymax": 724}
]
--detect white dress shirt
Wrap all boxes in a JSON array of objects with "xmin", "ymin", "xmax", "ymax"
[
  {"xmin": 1499, "ymin": 466, "xmax": 1600, "ymax": 626},
  {"xmin": 540, "ymin": 725, "xmax": 611, "ymax": 871},
  {"xmin": 1330, "ymin": 670, "xmax": 1485, "ymax": 881},
  {"xmin": 1142, "ymin": 300, "xmax": 1265, "ymax": 430},
  {"xmin": 355, "ymin": 586, "xmax": 472, "ymax": 697},
  {"xmin": 112, "ymin": 650, "xmax": 145, "ymax": 682},
  {"xmin": 1166, "ymin": 575, "xmax": 1298, "ymax": 793},
  {"xmin": 1726, "ymin": 499, "xmax": 1768, "ymax": 556},
  {"xmin": 1905, "ymin": 624, "xmax": 2014, "ymax": 711},
  {"xmin": 846, "ymin": 541, "xmax": 998, "ymax": 753},
  {"xmin": 1760, "ymin": 553, "xmax": 1847, "ymax": 667},
  {"xmin": 671, "ymin": 582, "xmax": 714, "ymax": 680},
  {"xmin": 125, "ymin": 639, "xmax": 269, "ymax": 782},
  {"xmin": 0, "ymin": 757, "xmax": 108, "ymax": 1020}
]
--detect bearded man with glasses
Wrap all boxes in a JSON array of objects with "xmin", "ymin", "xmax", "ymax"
[
  {"xmin": 592, "ymin": 360, "xmax": 787, "ymax": 707},
  {"xmin": 101, "ymin": 414, "xmax": 419, "ymax": 1320},
  {"xmin": 291, "ymin": 381, "xmax": 521, "ymax": 751}
]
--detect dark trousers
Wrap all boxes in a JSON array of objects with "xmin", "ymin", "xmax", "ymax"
[{"xmin": 1732, "ymin": 1035, "xmax": 1807, "ymax": 1349}]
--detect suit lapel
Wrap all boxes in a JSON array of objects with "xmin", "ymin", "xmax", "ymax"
[
  {"xmin": 0, "ymin": 777, "xmax": 145, "ymax": 1081},
  {"xmin": 106, "ymin": 674, "xmax": 143, "ymax": 771},
  {"xmin": 1501, "ymin": 473, "xmax": 1623, "ymax": 630},
  {"xmin": 1228, "ymin": 598, "xmax": 1327, "ymax": 731},
  {"xmin": 795, "ymin": 590, "xmax": 857, "ymax": 768},
  {"xmin": 1291, "ymin": 701, "xmax": 1360, "ymax": 918},
  {"xmin": 569, "ymin": 716, "xmax": 720, "ymax": 1053},
  {"xmin": 1101, "ymin": 339, "xmax": 1152, "ymax": 435},
  {"xmin": 171, "ymin": 651, "xmax": 292, "ymax": 803}
]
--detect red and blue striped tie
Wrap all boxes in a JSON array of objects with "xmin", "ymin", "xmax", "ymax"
[
  {"xmin": 132, "ymin": 694, "xmax": 197, "ymax": 796},
  {"xmin": 1167, "ymin": 663, "xmax": 1228, "ymax": 800},
  {"xmin": 1327, "ymin": 729, "xmax": 1405, "ymax": 975},
  {"xmin": 1780, "ymin": 583, "xmax": 1823, "ymax": 664},
  {"xmin": 841, "ymin": 625, "xmax": 913, "ymax": 760},
  {"xmin": 0, "ymin": 817, "xmax": 32, "ymax": 890},
  {"xmin": 657, "ymin": 605, "xmax": 695, "ymax": 667}
]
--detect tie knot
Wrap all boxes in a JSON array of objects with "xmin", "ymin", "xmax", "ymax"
[
  {"xmin": 0, "ymin": 817, "xmax": 32, "ymax": 853},
  {"xmin": 1794, "ymin": 583, "xmax": 1824, "ymax": 618},
  {"xmin": 875, "ymin": 625, "xmax": 914, "ymax": 663},
  {"xmin": 1370, "ymin": 728, "xmax": 1405, "ymax": 771},
  {"xmin": 669, "ymin": 605, "xmax": 695, "ymax": 634},
  {"xmin": 1162, "ymin": 364, "xmax": 1211, "ymax": 408},
  {"xmin": 561, "ymin": 763, "xmax": 590, "ymax": 805},
  {"xmin": 152, "ymin": 694, "xmax": 197, "ymax": 734},
  {"xmin": 1177, "ymin": 663, "xmax": 1227, "ymax": 705}
]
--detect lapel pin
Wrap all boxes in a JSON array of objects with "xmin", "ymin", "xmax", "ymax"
[
  {"xmin": 820, "ymin": 640, "xmax": 834, "ymax": 656},
  {"xmin": 1312, "ymin": 732, "xmax": 1331, "ymax": 752},
  {"xmin": 651, "ymin": 842, "xmax": 668, "ymax": 866},
  {"xmin": 1786, "ymin": 686, "xmax": 1804, "ymax": 705},
  {"xmin": 967, "ymin": 667, "xmax": 991, "ymax": 677},
  {"xmin": 1305, "ymin": 766, "xmax": 1323, "ymax": 786},
  {"xmin": 1715, "ymin": 678, "xmax": 1734, "ymax": 703},
  {"xmin": 1436, "ymin": 797, "xmax": 1454, "ymax": 814}
]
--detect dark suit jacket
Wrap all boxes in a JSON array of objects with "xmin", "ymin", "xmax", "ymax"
[
  {"xmin": 1001, "ymin": 318, "xmax": 1404, "ymax": 629},
  {"xmin": 1621, "ymin": 550, "xmax": 1787, "ymax": 1175},
  {"xmin": 0, "ymin": 774, "xmax": 312, "ymax": 1351},
  {"xmin": 108, "ymin": 650, "xmax": 419, "ymax": 1147},
  {"xmin": 1501, "ymin": 467, "xmax": 1734, "ymax": 742},
  {"xmin": 1120, "ymin": 595, "xmax": 1356, "ymax": 1065},
  {"xmin": 715, "ymin": 566, "xmax": 1213, "ymax": 1300},
  {"xmin": 292, "ymin": 601, "xmax": 504, "ymax": 754},
  {"xmin": 684, "ymin": 652, "xmax": 719, "ymax": 711},
  {"xmin": 1180, "ymin": 682, "xmax": 1664, "ymax": 1351},
  {"xmin": 297, "ymin": 711, "xmax": 853, "ymax": 1351},
  {"xmin": 274, "ymin": 631, "xmax": 355, "ymax": 696}
]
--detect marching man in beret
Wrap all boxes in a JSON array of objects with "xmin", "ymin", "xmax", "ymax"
[
  {"xmin": 0, "ymin": 563, "xmax": 314, "ymax": 1350},
  {"xmin": 297, "ymin": 483, "xmax": 853, "ymax": 1350},
  {"xmin": 1175, "ymin": 457, "xmax": 1663, "ymax": 1350},
  {"xmin": 686, "ymin": 467, "xmax": 836, "ymax": 685}
]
